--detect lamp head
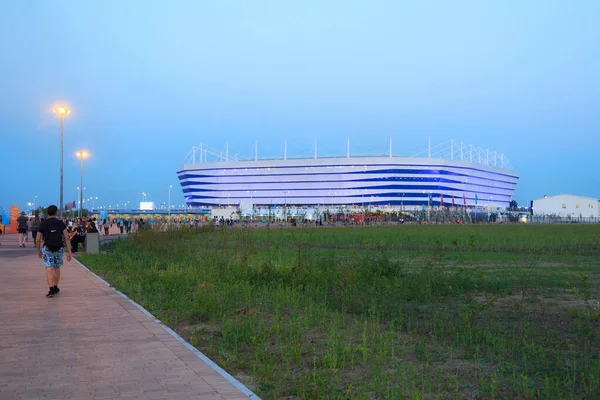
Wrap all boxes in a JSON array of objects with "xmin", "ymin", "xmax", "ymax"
[{"xmin": 53, "ymin": 106, "xmax": 70, "ymax": 115}]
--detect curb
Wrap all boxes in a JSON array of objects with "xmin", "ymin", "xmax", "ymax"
[{"xmin": 73, "ymin": 257, "xmax": 261, "ymax": 400}]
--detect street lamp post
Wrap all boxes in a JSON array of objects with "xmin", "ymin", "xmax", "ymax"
[
  {"xmin": 428, "ymin": 191, "xmax": 431, "ymax": 222},
  {"xmin": 53, "ymin": 106, "xmax": 70, "ymax": 219},
  {"xmin": 168, "ymin": 185, "xmax": 173, "ymax": 216},
  {"xmin": 75, "ymin": 150, "xmax": 89, "ymax": 219},
  {"xmin": 76, "ymin": 186, "xmax": 86, "ymax": 218},
  {"xmin": 283, "ymin": 190, "xmax": 289, "ymax": 224}
]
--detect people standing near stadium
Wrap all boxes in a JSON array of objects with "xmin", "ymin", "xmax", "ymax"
[
  {"xmin": 17, "ymin": 212, "xmax": 28, "ymax": 247},
  {"xmin": 26, "ymin": 217, "xmax": 33, "ymax": 242},
  {"xmin": 31, "ymin": 214, "xmax": 41, "ymax": 244}
]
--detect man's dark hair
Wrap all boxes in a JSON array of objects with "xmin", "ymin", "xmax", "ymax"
[{"xmin": 47, "ymin": 205, "xmax": 58, "ymax": 216}]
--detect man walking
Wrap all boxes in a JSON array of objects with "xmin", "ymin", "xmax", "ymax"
[
  {"xmin": 17, "ymin": 211, "xmax": 28, "ymax": 247},
  {"xmin": 26, "ymin": 217, "xmax": 33, "ymax": 242},
  {"xmin": 36, "ymin": 205, "xmax": 72, "ymax": 297}
]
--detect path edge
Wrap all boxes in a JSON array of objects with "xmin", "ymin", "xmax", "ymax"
[{"xmin": 73, "ymin": 257, "xmax": 261, "ymax": 400}]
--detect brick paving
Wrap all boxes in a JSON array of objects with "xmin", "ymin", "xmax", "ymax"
[{"xmin": 0, "ymin": 234, "xmax": 252, "ymax": 400}]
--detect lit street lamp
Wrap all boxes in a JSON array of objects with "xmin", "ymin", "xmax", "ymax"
[
  {"xmin": 53, "ymin": 105, "xmax": 70, "ymax": 219},
  {"xmin": 75, "ymin": 150, "xmax": 89, "ymax": 218},
  {"xmin": 138, "ymin": 192, "xmax": 150, "ymax": 202}
]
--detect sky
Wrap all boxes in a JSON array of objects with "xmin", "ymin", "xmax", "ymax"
[{"xmin": 1, "ymin": 0, "xmax": 599, "ymax": 212}]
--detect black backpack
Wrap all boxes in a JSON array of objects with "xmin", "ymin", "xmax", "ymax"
[{"xmin": 44, "ymin": 219, "xmax": 64, "ymax": 252}]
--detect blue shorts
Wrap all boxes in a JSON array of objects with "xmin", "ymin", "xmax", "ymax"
[{"xmin": 42, "ymin": 246, "xmax": 64, "ymax": 268}]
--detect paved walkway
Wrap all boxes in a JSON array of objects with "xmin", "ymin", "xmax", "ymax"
[{"xmin": 0, "ymin": 234, "xmax": 252, "ymax": 400}]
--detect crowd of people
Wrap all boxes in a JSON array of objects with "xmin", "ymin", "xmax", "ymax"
[
  {"xmin": 13, "ymin": 214, "xmax": 154, "ymax": 251},
  {"xmin": 66, "ymin": 217, "xmax": 152, "ymax": 251}
]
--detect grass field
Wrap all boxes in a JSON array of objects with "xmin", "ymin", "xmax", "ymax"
[{"xmin": 80, "ymin": 224, "xmax": 600, "ymax": 399}]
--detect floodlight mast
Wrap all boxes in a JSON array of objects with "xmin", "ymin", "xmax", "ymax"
[{"xmin": 184, "ymin": 139, "xmax": 514, "ymax": 170}]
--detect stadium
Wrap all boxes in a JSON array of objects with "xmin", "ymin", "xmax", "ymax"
[{"xmin": 177, "ymin": 139, "xmax": 519, "ymax": 211}]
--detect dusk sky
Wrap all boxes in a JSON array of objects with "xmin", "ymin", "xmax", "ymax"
[{"xmin": 1, "ymin": 1, "xmax": 599, "ymax": 212}]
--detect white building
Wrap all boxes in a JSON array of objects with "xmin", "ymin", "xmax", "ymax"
[{"xmin": 533, "ymin": 194, "xmax": 600, "ymax": 218}]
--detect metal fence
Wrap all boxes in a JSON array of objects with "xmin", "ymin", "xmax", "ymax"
[
  {"xmin": 325, "ymin": 210, "xmax": 600, "ymax": 225},
  {"xmin": 529, "ymin": 215, "xmax": 600, "ymax": 224}
]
